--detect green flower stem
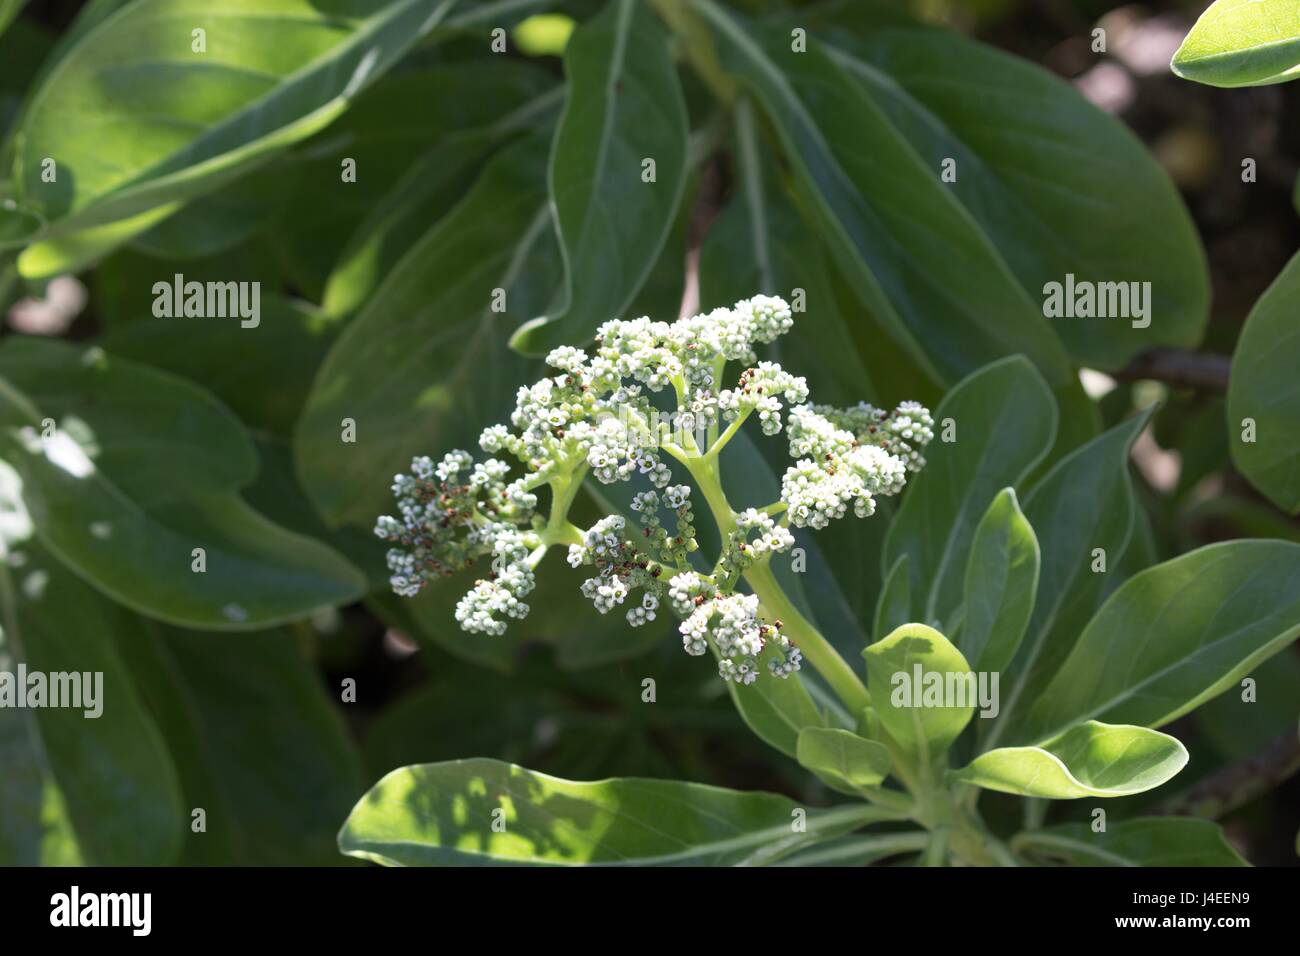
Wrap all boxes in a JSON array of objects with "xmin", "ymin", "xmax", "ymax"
[{"xmin": 685, "ymin": 451, "xmax": 873, "ymax": 715}]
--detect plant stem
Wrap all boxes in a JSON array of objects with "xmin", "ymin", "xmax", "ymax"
[{"xmin": 684, "ymin": 452, "xmax": 873, "ymax": 715}]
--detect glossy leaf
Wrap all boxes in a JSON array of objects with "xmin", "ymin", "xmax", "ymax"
[
  {"xmin": 797, "ymin": 727, "xmax": 892, "ymax": 794},
  {"xmin": 864, "ymin": 623, "xmax": 973, "ymax": 763},
  {"xmin": 960, "ymin": 488, "xmax": 1038, "ymax": 673},
  {"xmin": 830, "ymin": 28, "xmax": 1207, "ymax": 368},
  {"xmin": 951, "ymin": 721, "xmax": 1187, "ymax": 799},
  {"xmin": 338, "ymin": 758, "xmax": 883, "ymax": 866},
  {"xmin": 511, "ymin": 0, "xmax": 688, "ymax": 354},
  {"xmin": 1228, "ymin": 250, "xmax": 1300, "ymax": 513},
  {"xmin": 16, "ymin": 0, "xmax": 464, "ymax": 238},
  {"xmin": 0, "ymin": 369, "xmax": 365, "ymax": 629},
  {"xmin": 883, "ymin": 356, "xmax": 1057, "ymax": 632},
  {"xmin": 1, "ymin": 537, "xmax": 183, "ymax": 865},
  {"xmin": 988, "ymin": 410, "xmax": 1151, "ymax": 748},
  {"xmin": 1171, "ymin": 0, "xmax": 1300, "ymax": 88},
  {"xmin": 295, "ymin": 135, "xmax": 554, "ymax": 529},
  {"xmin": 1014, "ymin": 817, "xmax": 1248, "ymax": 866},
  {"xmin": 1020, "ymin": 540, "xmax": 1300, "ymax": 744}
]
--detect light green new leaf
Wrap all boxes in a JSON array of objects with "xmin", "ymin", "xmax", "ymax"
[
  {"xmin": 16, "ymin": 0, "xmax": 463, "ymax": 246},
  {"xmin": 339, "ymin": 758, "xmax": 885, "ymax": 866},
  {"xmin": 1228, "ymin": 250, "xmax": 1300, "ymax": 513},
  {"xmin": 797, "ymin": 727, "xmax": 892, "ymax": 795},
  {"xmin": 511, "ymin": 0, "xmax": 687, "ymax": 354},
  {"xmin": 0, "ymin": 536, "xmax": 184, "ymax": 865},
  {"xmin": 0, "ymin": 364, "xmax": 365, "ymax": 629},
  {"xmin": 865, "ymin": 623, "xmax": 973, "ymax": 764},
  {"xmin": 829, "ymin": 29, "xmax": 1207, "ymax": 369},
  {"xmin": 988, "ymin": 409, "xmax": 1151, "ymax": 748},
  {"xmin": 1019, "ymin": 540, "xmax": 1300, "ymax": 745},
  {"xmin": 883, "ymin": 356, "xmax": 1057, "ymax": 633},
  {"xmin": 960, "ymin": 488, "xmax": 1038, "ymax": 673},
  {"xmin": 295, "ymin": 135, "xmax": 555, "ymax": 529},
  {"xmin": 1171, "ymin": 0, "xmax": 1300, "ymax": 88},
  {"xmin": 1014, "ymin": 818, "xmax": 1248, "ymax": 867},
  {"xmin": 951, "ymin": 721, "xmax": 1187, "ymax": 799}
]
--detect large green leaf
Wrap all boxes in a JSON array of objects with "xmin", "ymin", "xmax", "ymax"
[
  {"xmin": 696, "ymin": 3, "xmax": 1088, "ymax": 441},
  {"xmin": 16, "ymin": 0, "xmax": 464, "ymax": 245},
  {"xmin": 100, "ymin": 295, "xmax": 336, "ymax": 438},
  {"xmin": 0, "ymin": 535, "xmax": 183, "ymax": 865},
  {"xmin": 883, "ymin": 356, "xmax": 1057, "ymax": 633},
  {"xmin": 1014, "ymin": 818, "xmax": 1248, "ymax": 866},
  {"xmin": 988, "ymin": 410, "xmax": 1151, "ymax": 749},
  {"xmin": 295, "ymin": 134, "xmax": 556, "ymax": 528},
  {"xmin": 1228, "ymin": 250, "xmax": 1300, "ymax": 514},
  {"xmin": 864, "ymin": 623, "xmax": 973, "ymax": 764},
  {"xmin": 0, "ymin": 337, "xmax": 256, "ymax": 504},
  {"xmin": 1018, "ymin": 540, "xmax": 1300, "ymax": 745},
  {"xmin": 951, "ymin": 721, "xmax": 1186, "ymax": 799},
  {"xmin": 1171, "ymin": 0, "xmax": 1300, "ymax": 88},
  {"xmin": 511, "ymin": 0, "xmax": 688, "ymax": 354},
  {"xmin": 0, "ymin": 362, "xmax": 365, "ymax": 629},
  {"xmin": 0, "ymin": 200, "xmax": 41, "ymax": 251},
  {"xmin": 338, "ymin": 758, "xmax": 886, "ymax": 865},
  {"xmin": 827, "ymin": 28, "xmax": 1207, "ymax": 369},
  {"xmin": 959, "ymin": 488, "xmax": 1038, "ymax": 673},
  {"xmin": 113, "ymin": 624, "xmax": 365, "ymax": 865}
]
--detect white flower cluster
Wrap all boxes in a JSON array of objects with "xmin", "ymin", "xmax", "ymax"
[
  {"xmin": 669, "ymin": 575, "xmax": 802, "ymax": 684},
  {"xmin": 454, "ymin": 526, "xmax": 536, "ymax": 635},
  {"xmin": 374, "ymin": 452, "xmax": 538, "ymax": 599},
  {"xmin": 779, "ymin": 401, "xmax": 934, "ymax": 529},
  {"xmin": 376, "ymin": 293, "xmax": 930, "ymax": 688}
]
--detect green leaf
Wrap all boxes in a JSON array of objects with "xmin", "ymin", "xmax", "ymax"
[
  {"xmin": 272, "ymin": 59, "xmax": 559, "ymax": 299},
  {"xmin": 873, "ymin": 554, "xmax": 910, "ymax": 643},
  {"xmin": 16, "ymin": 0, "xmax": 464, "ymax": 239},
  {"xmin": 1018, "ymin": 540, "xmax": 1300, "ymax": 745},
  {"xmin": 828, "ymin": 28, "xmax": 1208, "ymax": 369},
  {"xmin": 989, "ymin": 409, "xmax": 1151, "ymax": 748},
  {"xmin": 1171, "ymin": 0, "xmax": 1300, "ymax": 88},
  {"xmin": 951, "ymin": 721, "xmax": 1187, "ymax": 799},
  {"xmin": 1014, "ymin": 818, "xmax": 1248, "ymax": 866},
  {"xmin": 129, "ymin": 166, "xmax": 293, "ymax": 260},
  {"xmin": 511, "ymin": 0, "xmax": 688, "ymax": 354},
  {"xmin": 0, "ymin": 200, "xmax": 41, "ymax": 250},
  {"xmin": 0, "ymin": 364, "xmax": 365, "ymax": 629},
  {"xmin": 696, "ymin": 4, "xmax": 1085, "ymax": 430},
  {"xmin": 1228, "ymin": 250, "xmax": 1300, "ymax": 513},
  {"xmin": 864, "ymin": 623, "xmax": 973, "ymax": 763},
  {"xmin": 1, "ymin": 536, "xmax": 183, "ymax": 865},
  {"xmin": 338, "ymin": 758, "xmax": 884, "ymax": 866},
  {"xmin": 960, "ymin": 488, "xmax": 1038, "ymax": 673},
  {"xmin": 100, "ymin": 295, "xmax": 336, "ymax": 438},
  {"xmin": 796, "ymin": 727, "xmax": 892, "ymax": 794},
  {"xmin": 883, "ymin": 356, "xmax": 1057, "ymax": 632},
  {"xmin": 114, "ymin": 624, "xmax": 365, "ymax": 865},
  {"xmin": 0, "ymin": 338, "xmax": 256, "ymax": 504},
  {"xmin": 296, "ymin": 134, "xmax": 555, "ymax": 529}
]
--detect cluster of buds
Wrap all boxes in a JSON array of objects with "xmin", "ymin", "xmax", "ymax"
[{"xmin": 375, "ymin": 295, "xmax": 933, "ymax": 682}]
